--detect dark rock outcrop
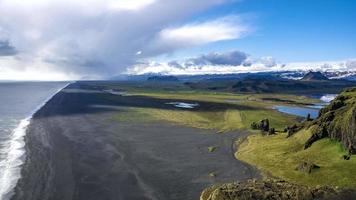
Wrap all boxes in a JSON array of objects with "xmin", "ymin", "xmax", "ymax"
[
  {"xmin": 250, "ymin": 119, "xmax": 270, "ymax": 133},
  {"xmin": 306, "ymin": 113, "xmax": 312, "ymax": 121},
  {"xmin": 285, "ymin": 124, "xmax": 303, "ymax": 137},
  {"xmin": 268, "ymin": 128, "xmax": 275, "ymax": 135}
]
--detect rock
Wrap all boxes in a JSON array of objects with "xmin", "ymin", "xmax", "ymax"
[
  {"xmin": 251, "ymin": 119, "xmax": 270, "ymax": 133},
  {"xmin": 284, "ymin": 126, "xmax": 288, "ymax": 133},
  {"xmin": 295, "ymin": 161, "xmax": 320, "ymax": 174},
  {"xmin": 285, "ymin": 124, "xmax": 302, "ymax": 138},
  {"xmin": 268, "ymin": 128, "xmax": 275, "ymax": 135},
  {"xmin": 250, "ymin": 122, "xmax": 259, "ymax": 130},
  {"xmin": 306, "ymin": 113, "xmax": 312, "ymax": 121},
  {"xmin": 342, "ymin": 154, "xmax": 351, "ymax": 160},
  {"xmin": 200, "ymin": 178, "xmax": 339, "ymax": 200},
  {"xmin": 261, "ymin": 118, "xmax": 270, "ymax": 132}
]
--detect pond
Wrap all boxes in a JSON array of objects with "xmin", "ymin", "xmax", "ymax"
[
  {"xmin": 166, "ymin": 102, "xmax": 199, "ymax": 109},
  {"xmin": 273, "ymin": 105, "xmax": 319, "ymax": 119}
]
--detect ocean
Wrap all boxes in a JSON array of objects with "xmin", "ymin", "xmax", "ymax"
[{"xmin": 0, "ymin": 82, "xmax": 69, "ymax": 200}]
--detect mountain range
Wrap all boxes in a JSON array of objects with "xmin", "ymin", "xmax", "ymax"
[{"xmin": 112, "ymin": 70, "xmax": 356, "ymax": 82}]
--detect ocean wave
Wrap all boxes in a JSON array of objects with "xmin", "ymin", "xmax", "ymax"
[{"xmin": 0, "ymin": 83, "xmax": 70, "ymax": 200}]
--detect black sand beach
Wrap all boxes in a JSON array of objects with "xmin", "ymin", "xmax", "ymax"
[{"xmin": 11, "ymin": 82, "xmax": 259, "ymax": 200}]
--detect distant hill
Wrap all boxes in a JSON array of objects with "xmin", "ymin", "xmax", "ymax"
[
  {"xmin": 147, "ymin": 75, "xmax": 179, "ymax": 81},
  {"xmin": 301, "ymin": 71, "xmax": 329, "ymax": 81},
  {"xmin": 186, "ymin": 74, "xmax": 355, "ymax": 94}
]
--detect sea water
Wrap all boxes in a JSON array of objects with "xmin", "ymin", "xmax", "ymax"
[{"xmin": 0, "ymin": 82, "xmax": 69, "ymax": 200}]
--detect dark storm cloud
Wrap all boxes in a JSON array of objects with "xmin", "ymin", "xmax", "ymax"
[
  {"xmin": 167, "ymin": 60, "xmax": 183, "ymax": 68},
  {"xmin": 0, "ymin": 0, "xmax": 246, "ymax": 79},
  {"xmin": 184, "ymin": 50, "xmax": 249, "ymax": 66},
  {"xmin": 0, "ymin": 40, "xmax": 17, "ymax": 56}
]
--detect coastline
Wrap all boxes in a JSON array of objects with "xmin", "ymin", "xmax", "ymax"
[
  {"xmin": 0, "ymin": 83, "xmax": 70, "ymax": 200},
  {"xmin": 10, "ymin": 82, "xmax": 260, "ymax": 200}
]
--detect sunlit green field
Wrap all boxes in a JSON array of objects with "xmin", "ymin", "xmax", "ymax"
[
  {"xmin": 237, "ymin": 128, "xmax": 356, "ymax": 188},
  {"xmin": 128, "ymin": 90, "xmax": 315, "ymax": 132}
]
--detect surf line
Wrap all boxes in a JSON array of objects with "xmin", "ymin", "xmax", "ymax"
[{"xmin": 0, "ymin": 82, "xmax": 72, "ymax": 200}]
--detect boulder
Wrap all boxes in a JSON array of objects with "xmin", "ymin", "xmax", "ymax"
[
  {"xmin": 250, "ymin": 122, "xmax": 259, "ymax": 130},
  {"xmin": 260, "ymin": 119, "xmax": 270, "ymax": 132},
  {"xmin": 342, "ymin": 154, "xmax": 351, "ymax": 160},
  {"xmin": 268, "ymin": 128, "xmax": 275, "ymax": 135},
  {"xmin": 306, "ymin": 113, "xmax": 312, "ymax": 121},
  {"xmin": 285, "ymin": 124, "xmax": 302, "ymax": 138},
  {"xmin": 250, "ymin": 119, "xmax": 270, "ymax": 133}
]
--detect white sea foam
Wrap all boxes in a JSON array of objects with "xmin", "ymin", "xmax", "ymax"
[{"xmin": 0, "ymin": 83, "xmax": 70, "ymax": 200}]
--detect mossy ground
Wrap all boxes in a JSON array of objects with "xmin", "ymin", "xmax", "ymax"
[{"xmin": 236, "ymin": 128, "xmax": 356, "ymax": 188}]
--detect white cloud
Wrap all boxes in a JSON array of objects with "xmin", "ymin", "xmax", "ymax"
[
  {"xmin": 127, "ymin": 50, "xmax": 356, "ymax": 75},
  {"xmin": 2, "ymin": 0, "xmax": 156, "ymax": 11},
  {"xmin": 108, "ymin": 0, "xmax": 156, "ymax": 11},
  {"xmin": 156, "ymin": 16, "xmax": 249, "ymax": 48}
]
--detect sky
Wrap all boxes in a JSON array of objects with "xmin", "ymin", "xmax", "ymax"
[{"xmin": 0, "ymin": 0, "xmax": 355, "ymax": 80}]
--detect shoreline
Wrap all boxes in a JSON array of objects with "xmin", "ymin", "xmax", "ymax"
[{"xmin": 0, "ymin": 83, "xmax": 70, "ymax": 200}]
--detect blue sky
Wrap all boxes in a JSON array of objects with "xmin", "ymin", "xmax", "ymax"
[{"xmin": 163, "ymin": 0, "xmax": 356, "ymax": 63}]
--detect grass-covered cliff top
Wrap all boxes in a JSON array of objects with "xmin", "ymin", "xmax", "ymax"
[
  {"xmin": 237, "ymin": 129, "xmax": 356, "ymax": 188},
  {"xmin": 236, "ymin": 87, "xmax": 356, "ymax": 189}
]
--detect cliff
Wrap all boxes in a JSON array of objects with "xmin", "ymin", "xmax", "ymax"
[{"xmin": 305, "ymin": 87, "xmax": 356, "ymax": 154}]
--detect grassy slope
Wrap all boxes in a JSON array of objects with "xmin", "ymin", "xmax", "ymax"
[{"xmin": 237, "ymin": 128, "xmax": 356, "ymax": 188}]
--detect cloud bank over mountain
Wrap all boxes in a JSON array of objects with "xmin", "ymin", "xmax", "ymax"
[{"xmin": 128, "ymin": 50, "xmax": 356, "ymax": 75}]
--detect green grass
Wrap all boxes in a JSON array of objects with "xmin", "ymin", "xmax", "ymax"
[
  {"xmin": 125, "ymin": 91, "xmax": 302, "ymax": 133},
  {"xmin": 135, "ymin": 108, "xmax": 245, "ymax": 132},
  {"xmin": 108, "ymin": 94, "xmax": 300, "ymax": 133},
  {"xmin": 236, "ymin": 128, "xmax": 356, "ymax": 188}
]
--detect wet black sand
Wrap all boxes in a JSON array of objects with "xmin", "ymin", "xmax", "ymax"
[{"xmin": 11, "ymin": 82, "xmax": 259, "ymax": 200}]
